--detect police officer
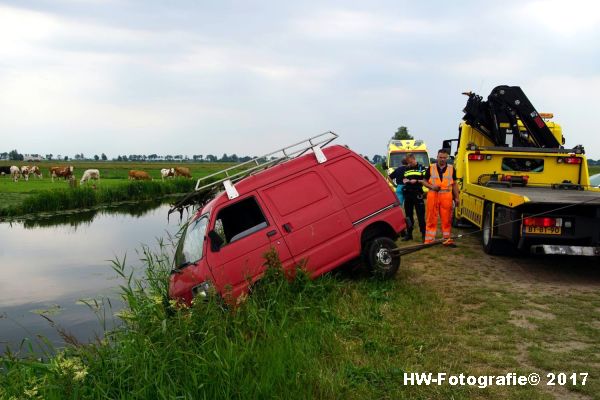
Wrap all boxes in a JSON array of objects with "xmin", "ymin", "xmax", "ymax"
[{"xmin": 397, "ymin": 153, "xmax": 426, "ymax": 241}]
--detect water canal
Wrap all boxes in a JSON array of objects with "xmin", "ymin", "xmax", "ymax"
[{"xmin": 0, "ymin": 202, "xmax": 183, "ymax": 355}]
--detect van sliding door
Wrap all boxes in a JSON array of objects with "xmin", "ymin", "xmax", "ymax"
[{"xmin": 258, "ymin": 170, "xmax": 357, "ymax": 276}]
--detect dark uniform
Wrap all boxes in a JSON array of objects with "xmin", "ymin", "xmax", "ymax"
[{"xmin": 398, "ymin": 163, "xmax": 426, "ymax": 241}]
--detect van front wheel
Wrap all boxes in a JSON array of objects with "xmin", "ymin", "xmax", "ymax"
[{"xmin": 365, "ymin": 237, "xmax": 400, "ymax": 279}]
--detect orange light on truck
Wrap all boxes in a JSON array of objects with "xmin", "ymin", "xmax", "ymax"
[{"xmin": 502, "ymin": 175, "xmax": 529, "ymax": 184}]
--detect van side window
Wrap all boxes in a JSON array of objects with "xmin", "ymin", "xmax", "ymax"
[
  {"xmin": 214, "ymin": 197, "xmax": 268, "ymax": 245},
  {"xmin": 326, "ymin": 156, "xmax": 378, "ymax": 194}
]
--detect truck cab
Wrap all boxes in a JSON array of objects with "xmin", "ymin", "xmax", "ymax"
[{"xmin": 386, "ymin": 139, "xmax": 430, "ymax": 171}]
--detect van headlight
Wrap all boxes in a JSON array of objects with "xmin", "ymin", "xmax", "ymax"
[{"xmin": 191, "ymin": 282, "xmax": 214, "ymax": 299}]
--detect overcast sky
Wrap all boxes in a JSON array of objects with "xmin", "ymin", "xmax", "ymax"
[{"xmin": 1, "ymin": 0, "xmax": 599, "ymax": 159}]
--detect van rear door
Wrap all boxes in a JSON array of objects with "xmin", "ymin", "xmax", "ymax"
[
  {"xmin": 205, "ymin": 194, "xmax": 293, "ymax": 299},
  {"xmin": 258, "ymin": 169, "xmax": 357, "ymax": 276}
]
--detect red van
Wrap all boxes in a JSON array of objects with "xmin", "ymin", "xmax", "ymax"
[{"xmin": 169, "ymin": 144, "xmax": 407, "ymax": 304}]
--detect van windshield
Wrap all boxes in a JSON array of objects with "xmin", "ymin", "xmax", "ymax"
[
  {"xmin": 175, "ymin": 215, "xmax": 208, "ymax": 268},
  {"xmin": 389, "ymin": 151, "xmax": 430, "ymax": 168}
]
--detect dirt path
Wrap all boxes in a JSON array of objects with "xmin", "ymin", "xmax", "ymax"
[{"xmin": 400, "ymin": 228, "xmax": 600, "ymax": 399}]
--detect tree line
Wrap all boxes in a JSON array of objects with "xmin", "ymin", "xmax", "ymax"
[{"xmin": 1, "ymin": 150, "xmax": 261, "ymax": 163}]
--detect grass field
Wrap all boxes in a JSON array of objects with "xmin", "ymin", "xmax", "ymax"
[
  {"xmin": 0, "ymin": 161, "xmax": 234, "ymax": 188},
  {"xmin": 2, "ymin": 231, "xmax": 599, "ymax": 399},
  {"xmin": 0, "ymin": 161, "xmax": 234, "ymax": 216}
]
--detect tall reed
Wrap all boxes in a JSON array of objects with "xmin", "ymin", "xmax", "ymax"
[
  {"xmin": 0, "ymin": 180, "xmax": 197, "ymax": 217},
  {"xmin": 0, "ymin": 245, "xmax": 344, "ymax": 399}
]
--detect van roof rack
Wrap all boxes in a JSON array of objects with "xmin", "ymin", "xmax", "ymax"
[{"xmin": 195, "ymin": 131, "xmax": 338, "ymax": 200}]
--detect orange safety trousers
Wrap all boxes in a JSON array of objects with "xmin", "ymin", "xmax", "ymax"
[{"xmin": 424, "ymin": 191, "xmax": 453, "ymax": 244}]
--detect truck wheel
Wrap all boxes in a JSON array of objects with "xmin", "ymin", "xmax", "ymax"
[
  {"xmin": 482, "ymin": 204, "xmax": 509, "ymax": 255},
  {"xmin": 365, "ymin": 237, "xmax": 400, "ymax": 279}
]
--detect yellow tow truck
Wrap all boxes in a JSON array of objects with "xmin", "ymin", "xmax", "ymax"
[{"xmin": 444, "ymin": 85, "xmax": 600, "ymax": 256}]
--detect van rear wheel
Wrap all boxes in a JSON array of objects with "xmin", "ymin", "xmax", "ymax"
[{"xmin": 365, "ymin": 237, "xmax": 400, "ymax": 279}]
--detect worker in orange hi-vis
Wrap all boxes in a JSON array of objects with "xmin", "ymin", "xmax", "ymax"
[{"xmin": 420, "ymin": 149, "xmax": 460, "ymax": 246}]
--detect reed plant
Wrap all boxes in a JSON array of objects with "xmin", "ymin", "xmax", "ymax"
[
  {"xmin": 0, "ymin": 180, "xmax": 197, "ymax": 217},
  {"xmin": 0, "ymin": 245, "xmax": 347, "ymax": 399}
]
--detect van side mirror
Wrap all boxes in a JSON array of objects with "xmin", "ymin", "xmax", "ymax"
[
  {"xmin": 208, "ymin": 230, "xmax": 224, "ymax": 252},
  {"xmin": 381, "ymin": 161, "xmax": 388, "ymax": 170},
  {"xmin": 442, "ymin": 140, "xmax": 452, "ymax": 150}
]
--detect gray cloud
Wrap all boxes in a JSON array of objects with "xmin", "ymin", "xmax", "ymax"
[{"xmin": 1, "ymin": 0, "xmax": 599, "ymax": 159}]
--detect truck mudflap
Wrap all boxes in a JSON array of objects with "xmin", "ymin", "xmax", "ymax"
[{"xmin": 530, "ymin": 245, "xmax": 600, "ymax": 257}]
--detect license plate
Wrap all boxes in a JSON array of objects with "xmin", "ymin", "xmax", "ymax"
[{"xmin": 524, "ymin": 226, "xmax": 562, "ymax": 235}]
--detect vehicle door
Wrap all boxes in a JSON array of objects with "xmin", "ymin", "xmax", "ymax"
[
  {"xmin": 258, "ymin": 169, "xmax": 356, "ymax": 276},
  {"xmin": 205, "ymin": 193, "xmax": 293, "ymax": 299}
]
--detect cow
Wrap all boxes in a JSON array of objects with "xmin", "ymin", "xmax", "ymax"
[
  {"xmin": 174, "ymin": 166, "xmax": 192, "ymax": 178},
  {"xmin": 0, "ymin": 166, "xmax": 11, "ymax": 176},
  {"xmin": 10, "ymin": 166, "xmax": 20, "ymax": 182},
  {"xmin": 160, "ymin": 168, "xmax": 175, "ymax": 180},
  {"xmin": 128, "ymin": 170, "xmax": 151, "ymax": 180},
  {"xmin": 29, "ymin": 165, "xmax": 43, "ymax": 179},
  {"xmin": 50, "ymin": 166, "xmax": 74, "ymax": 182},
  {"xmin": 80, "ymin": 169, "xmax": 100, "ymax": 184},
  {"xmin": 20, "ymin": 166, "xmax": 30, "ymax": 181}
]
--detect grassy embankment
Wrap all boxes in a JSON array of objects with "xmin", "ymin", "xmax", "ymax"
[
  {"xmin": 0, "ymin": 161, "xmax": 234, "ymax": 217},
  {"xmin": 2, "ymin": 233, "xmax": 600, "ymax": 399}
]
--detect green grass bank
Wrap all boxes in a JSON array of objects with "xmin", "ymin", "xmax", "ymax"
[
  {"xmin": 4, "ymin": 233, "xmax": 599, "ymax": 399},
  {"xmin": 0, "ymin": 179, "xmax": 196, "ymax": 218}
]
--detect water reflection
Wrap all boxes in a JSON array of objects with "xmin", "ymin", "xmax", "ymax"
[
  {"xmin": 0, "ymin": 201, "xmax": 181, "ymax": 356},
  {"xmin": 13, "ymin": 199, "xmax": 168, "ymax": 230}
]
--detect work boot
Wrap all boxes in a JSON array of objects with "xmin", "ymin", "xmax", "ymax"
[{"xmin": 402, "ymin": 234, "xmax": 413, "ymax": 242}]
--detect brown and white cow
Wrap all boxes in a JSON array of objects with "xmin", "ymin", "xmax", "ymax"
[
  {"xmin": 10, "ymin": 166, "xmax": 21, "ymax": 182},
  {"xmin": 160, "ymin": 168, "xmax": 175, "ymax": 180},
  {"xmin": 174, "ymin": 166, "xmax": 191, "ymax": 178},
  {"xmin": 28, "ymin": 165, "xmax": 42, "ymax": 179},
  {"xmin": 50, "ymin": 166, "xmax": 74, "ymax": 182},
  {"xmin": 20, "ymin": 166, "xmax": 30, "ymax": 181},
  {"xmin": 80, "ymin": 169, "xmax": 100, "ymax": 184},
  {"xmin": 128, "ymin": 170, "xmax": 151, "ymax": 180}
]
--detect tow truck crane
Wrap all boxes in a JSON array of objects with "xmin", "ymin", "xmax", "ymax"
[{"xmin": 445, "ymin": 85, "xmax": 600, "ymax": 256}]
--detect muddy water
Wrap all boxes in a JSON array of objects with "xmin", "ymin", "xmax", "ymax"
[{"xmin": 0, "ymin": 202, "xmax": 183, "ymax": 355}]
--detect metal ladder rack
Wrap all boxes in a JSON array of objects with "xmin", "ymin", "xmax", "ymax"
[{"xmin": 195, "ymin": 131, "xmax": 338, "ymax": 199}]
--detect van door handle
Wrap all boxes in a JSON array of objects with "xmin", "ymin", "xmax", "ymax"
[
  {"xmin": 283, "ymin": 223, "xmax": 293, "ymax": 233},
  {"xmin": 266, "ymin": 230, "xmax": 277, "ymax": 237}
]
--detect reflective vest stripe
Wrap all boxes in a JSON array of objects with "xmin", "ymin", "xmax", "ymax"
[
  {"xmin": 404, "ymin": 171, "xmax": 423, "ymax": 177},
  {"xmin": 428, "ymin": 165, "xmax": 454, "ymax": 190}
]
